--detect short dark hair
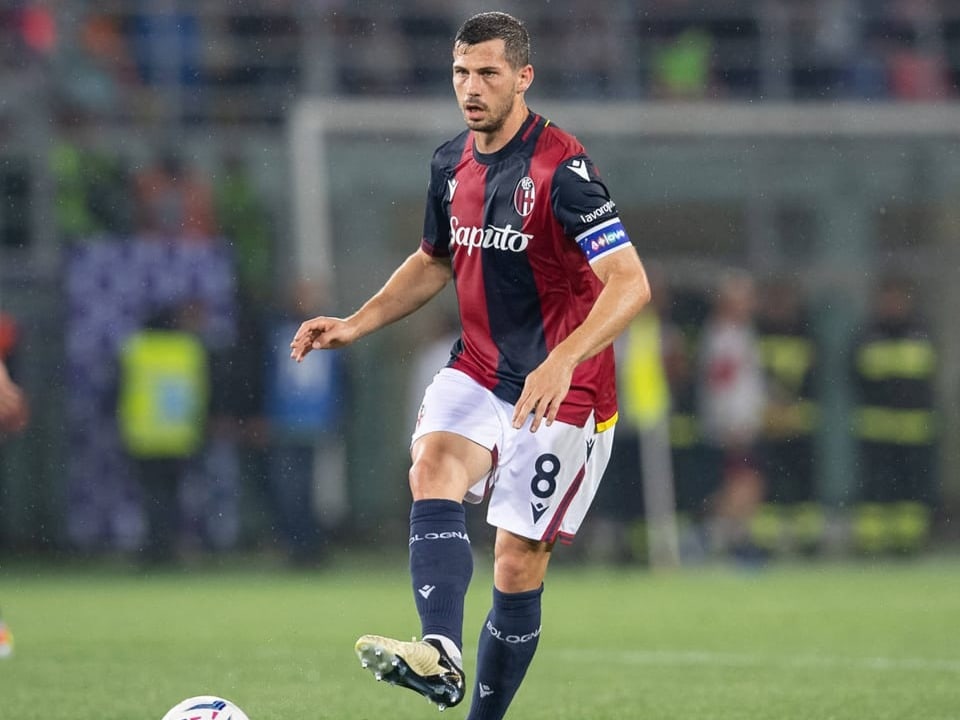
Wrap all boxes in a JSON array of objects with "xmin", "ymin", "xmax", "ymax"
[{"xmin": 454, "ymin": 12, "xmax": 530, "ymax": 69}]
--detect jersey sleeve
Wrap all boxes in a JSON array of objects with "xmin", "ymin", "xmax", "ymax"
[
  {"xmin": 551, "ymin": 153, "xmax": 632, "ymax": 264},
  {"xmin": 420, "ymin": 148, "xmax": 451, "ymax": 259}
]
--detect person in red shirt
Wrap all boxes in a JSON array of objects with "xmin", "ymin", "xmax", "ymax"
[{"xmin": 291, "ymin": 12, "xmax": 650, "ymax": 719}]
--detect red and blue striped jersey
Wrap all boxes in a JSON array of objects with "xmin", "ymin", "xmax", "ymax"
[{"xmin": 420, "ymin": 111, "xmax": 633, "ymax": 429}]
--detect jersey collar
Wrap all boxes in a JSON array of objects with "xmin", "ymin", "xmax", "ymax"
[{"xmin": 471, "ymin": 111, "xmax": 540, "ymax": 166}]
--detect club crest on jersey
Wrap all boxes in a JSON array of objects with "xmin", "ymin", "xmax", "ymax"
[{"xmin": 513, "ymin": 176, "xmax": 536, "ymax": 217}]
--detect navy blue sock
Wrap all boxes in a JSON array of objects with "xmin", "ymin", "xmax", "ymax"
[
  {"xmin": 468, "ymin": 585, "xmax": 543, "ymax": 720},
  {"xmin": 408, "ymin": 499, "xmax": 473, "ymax": 651}
]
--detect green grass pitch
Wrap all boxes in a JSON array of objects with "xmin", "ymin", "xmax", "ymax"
[{"xmin": 2, "ymin": 555, "xmax": 959, "ymax": 719}]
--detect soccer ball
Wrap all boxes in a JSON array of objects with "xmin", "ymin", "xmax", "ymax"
[{"xmin": 161, "ymin": 696, "xmax": 250, "ymax": 720}]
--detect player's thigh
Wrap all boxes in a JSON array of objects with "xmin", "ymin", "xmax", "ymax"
[
  {"xmin": 410, "ymin": 368, "xmax": 501, "ymax": 501},
  {"xmin": 410, "ymin": 430, "xmax": 493, "ymax": 501},
  {"xmin": 488, "ymin": 418, "xmax": 611, "ymax": 544}
]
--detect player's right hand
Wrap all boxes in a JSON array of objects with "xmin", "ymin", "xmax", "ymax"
[{"xmin": 290, "ymin": 316, "xmax": 354, "ymax": 361}]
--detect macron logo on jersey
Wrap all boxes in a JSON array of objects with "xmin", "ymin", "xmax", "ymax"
[
  {"xmin": 576, "ymin": 218, "xmax": 630, "ymax": 262},
  {"xmin": 447, "ymin": 178, "xmax": 459, "ymax": 201},
  {"xmin": 567, "ymin": 159, "xmax": 591, "ymax": 181}
]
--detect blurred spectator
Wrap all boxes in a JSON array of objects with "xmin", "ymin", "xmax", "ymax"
[
  {"xmin": 888, "ymin": 44, "xmax": 952, "ymax": 100},
  {"xmin": 128, "ymin": 2, "xmax": 201, "ymax": 88},
  {"xmin": 331, "ymin": 8, "xmax": 412, "ymax": 94},
  {"xmin": 792, "ymin": 0, "xmax": 860, "ymax": 99},
  {"xmin": 199, "ymin": 289, "xmax": 267, "ymax": 555},
  {"xmin": 398, "ymin": 0, "xmax": 456, "ymax": 93},
  {"xmin": 880, "ymin": 0, "xmax": 953, "ymax": 100},
  {"xmin": 134, "ymin": 151, "xmax": 217, "ymax": 239},
  {"xmin": 19, "ymin": 3, "xmax": 55, "ymax": 57},
  {"xmin": 651, "ymin": 27, "xmax": 714, "ymax": 99},
  {"xmin": 754, "ymin": 279, "xmax": 824, "ymax": 556},
  {"xmin": 697, "ymin": 270, "xmax": 766, "ymax": 559},
  {"xmin": 534, "ymin": 0, "xmax": 626, "ymax": 98},
  {"xmin": 63, "ymin": 238, "xmax": 236, "ymax": 552},
  {"xmin": 0, "ymin": 3, "xmax": 55, "ymax": 72},
  {"xmin": 117, "ymin": 301, "xmax": 210, "ymax": 564},
  {"xmin": 599, "ymin": 268, "xmax": 675, "ymax": 563},
  {"xmin": 223, "ymin": 2, "xmax": 300, "ymax": 89},
  {"xmin": 51, "ymin": 128, "xmax": 133, "ymax": 241},
  {"xmin": 10, "ymin": 3, "xmax": 960, "ymax": 111},
  {"xmin": 263, "ymin": 280, "xmax": 348, "ymax": 564},
  {"xmin": 54, "ymin": 11, "xmax": 139, "ymax": 118},
  {"xmin": 214, "ymin": 154, "xmax": 273, "ymax": 304},
  {"xmin": 0, "ymin": 159, "xmax": 30, "ymax": 250},
  {"xmin": 662, "ymin": 286, "xmax": 711, "ymax": 559},
  {"xmin": 846, "ymin": 35, "xmax": 892, "ymax": 99},
  {"xmin": 852, "ymin": 275, "xmax": 938, "ymax": 554}
]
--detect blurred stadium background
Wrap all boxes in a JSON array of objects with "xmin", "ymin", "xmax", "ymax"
[{"xmin": 1, "ymin": 0, "xmax": 960, "ymax": 566}]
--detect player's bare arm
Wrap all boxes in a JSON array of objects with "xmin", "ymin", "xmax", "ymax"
[
  {"xmin": 512, "ymin": 246, "xmax": 650, "ymax": 431},
  {"xmin": 290, "ymin": 249, "xmax": 452, "ymax": 362}
]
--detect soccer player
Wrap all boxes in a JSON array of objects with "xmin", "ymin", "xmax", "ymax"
[{"xmin": 290, "ymin": 11, "xmax": 650, "ymax": 718}]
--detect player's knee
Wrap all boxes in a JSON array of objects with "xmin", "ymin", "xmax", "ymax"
[
  {"xmin": 493, "ymin": 549, "xmax": 547, "ymax": 593},
  {"xmin": 408, "ymin": 454, "xmax": 457, "ymax": 500},
  {"xmin": 408, "ymin": 457, "xmax": 434, "ymax": 498}
]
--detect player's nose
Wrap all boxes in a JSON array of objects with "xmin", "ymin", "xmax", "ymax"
[{"xmin": 463, "ymin": 72, "xmax": 484, "ymax": 94}]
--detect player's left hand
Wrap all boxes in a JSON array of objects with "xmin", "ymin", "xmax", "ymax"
[
  {"xmin": 512, "ymin": 353, "xmax": 575, "ymax": 432},
  {"xmin": 290, "ymin": 315, "xmax": 355, "ymax": 362}
]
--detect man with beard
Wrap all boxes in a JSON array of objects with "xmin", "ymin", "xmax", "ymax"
[{"xmin": 291, "ymin": 12, "xmax": 650, "ymax": 719}]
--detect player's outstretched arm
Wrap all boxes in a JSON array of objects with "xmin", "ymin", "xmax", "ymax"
[
  {"xmin": 290, "ymin": 249, "xmax": 452, "ymax": 362},
  {"xmin": 512, "ymin": 246, "xmax": 650, "ymax": 431}
]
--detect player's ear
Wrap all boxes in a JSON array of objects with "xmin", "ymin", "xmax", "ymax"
[{"xmin": 517, "ymin": 64, "xmax": 534, "ymax": 94}]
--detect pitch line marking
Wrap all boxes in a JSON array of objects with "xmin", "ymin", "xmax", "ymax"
[{"xmin": 558, "ymin": 649, "xmax": 960, "ymax": 673}]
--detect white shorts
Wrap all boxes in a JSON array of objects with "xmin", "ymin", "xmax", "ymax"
[{"xmin": 411, "ymin": 368, "xmax": 615, "ymax": 544}]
